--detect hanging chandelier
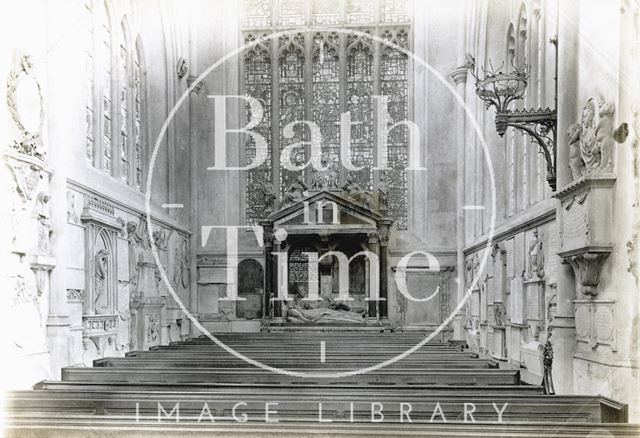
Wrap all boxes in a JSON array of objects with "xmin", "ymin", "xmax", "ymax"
[{"xmin": 471, "ymin": 48, "xmax": 558, "ymax": 191}]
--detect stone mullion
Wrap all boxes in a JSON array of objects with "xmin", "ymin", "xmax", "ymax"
[
  {"xmin": 304, "ymin": 32, "xmax": 313, "ymax": 185},
  {"xmin": 372, "ymin": 31, "xmax": 381, "ymax": 195},
  {"xmin": 271, "ymin": 37, "xmax": 280, "ymax": 192},
  {"xmin": 339, "ymin": 32, "xmax": 348, "ymax": 185}
]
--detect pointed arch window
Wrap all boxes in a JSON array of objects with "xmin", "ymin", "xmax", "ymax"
[
  {"xmin": 85, "ymin": 0, "xmax": 96, "ymax": 165},
  {"xmin": 83, "ymin": 2, "xmax": 146, "ymax": 191},
  {"xmin": 119, "ymin": 19, "xmax": 130, "ymax": 183},
  {"xmin": 133, "ymin": 40, "xmax": 146, "ymax": 191},
  {"xmin": 241, "ymin": 0, "xmax": 410, "ymax": 228},
  {"xmin": 101, "ymin": 1, "xmax": 113, "ymax": 174}
]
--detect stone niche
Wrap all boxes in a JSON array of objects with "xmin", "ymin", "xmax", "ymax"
[{"xmin": 80, "ymin": 196, "xmax": 121, "ymax": 357}]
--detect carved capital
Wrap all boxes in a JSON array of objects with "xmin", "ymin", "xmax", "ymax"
[
  {"xmin": 450, "ymin": 65, "xmax": 468, "ymax": 85},
  {"xmin": 560, "ymin": 248, "xmax": 612, "ymax": 296}
]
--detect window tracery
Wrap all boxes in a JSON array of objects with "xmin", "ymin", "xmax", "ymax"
[{"xmin": 242, "ymin": 0, "xmax": 410, "ymax": 229}]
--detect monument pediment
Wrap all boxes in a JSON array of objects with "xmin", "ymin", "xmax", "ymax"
[{"xmin": 268, "ymin": 190, "xmax": 381, "ymax": 233}]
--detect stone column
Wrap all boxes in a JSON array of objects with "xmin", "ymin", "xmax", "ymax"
[
  {"xmin": 261, "ymin": 222, "xmax": 274, "ymax": 324},
  {"xmin": 378, "ymin": 220, "xmax": 393, "ymax": 319},
  {"xmin": 451, "ymin": 64, "xmax": 469, "ymax": 341},
  {"xmin": 550, "ymin": 0, "xmax": 580, "ymax": 394}
]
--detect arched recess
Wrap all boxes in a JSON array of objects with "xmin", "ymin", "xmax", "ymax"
[
  {"xmin": 92, "ymin": 229, "xmax": 115, "ymax": 315},
  {"xmin": 334, "ymin": 242, "xmax": 367, "ymax": 298},
  {"xmin": 236, "ymin": 259, "xmax": 264, "ymax": 319}
]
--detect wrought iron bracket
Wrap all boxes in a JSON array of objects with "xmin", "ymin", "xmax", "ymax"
[{"xmin": 494, "ymin": 108, "xmax": 557, "ymax": 191}]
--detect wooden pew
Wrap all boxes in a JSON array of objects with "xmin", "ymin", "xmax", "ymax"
[
  {"xmin": 60, "ymin": 367, "xmax": 521, "ymax": 386},
  {"xmin": 94, "ymin": 357, "xmax": 495, "ymax": 369},
  {"xmin": 6, "ymin": 390, "xmax": 628, "ymax": 423}
]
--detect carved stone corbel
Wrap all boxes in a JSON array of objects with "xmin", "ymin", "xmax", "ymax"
[{"xmin": 560, "ymin": 248, "xmax": 611, "ymax": 296}]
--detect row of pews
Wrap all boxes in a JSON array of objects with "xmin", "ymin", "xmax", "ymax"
[{"xmin": 5, "ymin": 332, "xmax": 639, "ymax": 437}]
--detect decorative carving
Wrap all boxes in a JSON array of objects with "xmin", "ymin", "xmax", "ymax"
[
  {"xmin": 377, "ymin": 173, "xmax": 389, "ymax": 213},
  {"xmin": 6, "ymin": 156, "xmax": 45, "ymax": 202},
  {"xmin": 562, "ymin": 250, "xmax": 611, "ymax": 296},
  {"xmin": 494, "ymin": 302, "xmax": 505, "ymax": 327},
  {"xmin": 569, "ymin": 96, "xmax": 628, "ymax": 180},
  {"xmin": 85, "ymin": 196, "xmax": 115, "ymax": 216},
  {"xmin": 67, "ymin": 289, "xmax": 84, "ymax": 302},
  {"xmin": 67, "ymin": 191, "xmax": 80, "ymax": 223},
  {"xmin": 35, "ymin": 192, "xmax": 52, "ymax": 255},
  {"xmin": 173, "ymin": 238, "xmax": 190, "ymax": 290},
  {"xmin": 145, "ymin": 314, "xmax": 160, "ymax": 343},
  {"xmin": 527, "ymin": 230, "xmax": 545, "ymax": 279},
  {"xmin": 282, "ymin": 292, "xmax": 365, "ymax": 324},
  {"xmin": 176, "ymin": 57, "xmax": 189, "ymax": 80},
  {"xmin": 152, "ymin": 228, "xmax": 168, "ymax": 250},
  {"xmin": 310, "ymin": 156, "xmax": 340, "ymax": 191},
  {"xmin": 7, "ymin": 53, "xmax": 46, "ymax": 161},
  {"xmin": 282, "ymin": 175, "xmax": 308, "ymax": 207},
  {"xmin": 83, "ymin": 314, "xmax": 117, "ymax": 336},
  {"xmin": 567, "ymin": 123, "xmax": 585, "ymax": 180},
  {"xmin": 262, "ymin": 182, "xmax": 277, "ymax": 215},
  {"xmin": 341, "ymin": 176, "xmax": 373, "ymax": 209},
  {"xmin": 93, "ymin": 248, "xmax": 110, "ymax": 312}
]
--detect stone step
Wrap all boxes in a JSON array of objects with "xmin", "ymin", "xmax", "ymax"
[{"xmin": 4, "ymin": 415, "xmax": 640, "ymax": 438}]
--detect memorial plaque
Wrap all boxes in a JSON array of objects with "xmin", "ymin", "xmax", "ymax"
[{"xmin": 510, "ymin": 278, "xmax": 524, "ymax": 324}]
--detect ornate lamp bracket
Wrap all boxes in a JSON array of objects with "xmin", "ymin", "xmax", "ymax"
[{"xmin": 495, "ymin": 108, "xmax": 558, "ymax": 191}]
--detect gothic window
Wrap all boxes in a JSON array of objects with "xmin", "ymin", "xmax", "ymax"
[
  {"xmin": 241, "ymin": 0, "xmax": 410, "ymax": 228},
  {"xmin": 133, "ymin": 40, "xmax": 145, "ymax": 191},
  {"xmin": 506, "ymin": 23, "xmax": 516, "ymax": 217},
  {"xmin": 516, "ymin": 4, "xmax": 528, "ymax": 210},
  {"xmin": 85, "ymin": 0, "xmax": 95, "ymax": 165},
  {"xmin": 84, "ymin": 2, "xmax": 146, "ymax": 191},
  {"xmin": 346, "ymin": 33, "xmax": 374, "ymax": 191},
  {"xmin": 101, "ymin": 1, "xmax": 113, "ymax": 174},
  {"xmin": 119, "ymin": 20, "xmax": 130, "ymax": 183}
]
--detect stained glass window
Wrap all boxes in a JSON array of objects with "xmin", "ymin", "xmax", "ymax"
[
  {"xmin": 312, "ymin": 32, "xmax": 340, "ymax": 170},
  {"xmin": 312, "ymin": 0, "xmax": 342, "ymax": 25},
  {"xmin": 346, "ymin": 0, "xmax": 374, "ymax": 24},
  {"xmin": 119, "ymin": 22, "xmax": 129, "ymax": 183},
  {"xmin": 380, "ymin": 28, "xmax": 409, "ymax": 230},
  {"xmin": 242, "ymin": 0, "xmax": 273, "ymax": 28},
  {"xmin": 245, "ymin": 34, "xmax": 273, "ymax": 224},
  {"xmin": 276, "ymin": 0, "xmax": 306, "ymax": 26},
  {"xmin": 346, "ymin": 33, "xmax": 374, "ymax": 191},
  {"xmin": 102, "ymin": 1, "xmax": 112, "ymax": 174},
  {"xmin": 133, "ymin": 43, "xmax": 144, "ymax": 191},
  {"xmin": 85, "ymin": 0, "xmax": 95, "ymax": 165},
  {"xmin": 278, "ymin": 33, "xmax": 306, "ymax": 195},
  {"xmin": 241, "ymin": 0, "xmax": 410, "ymax": 229}
]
